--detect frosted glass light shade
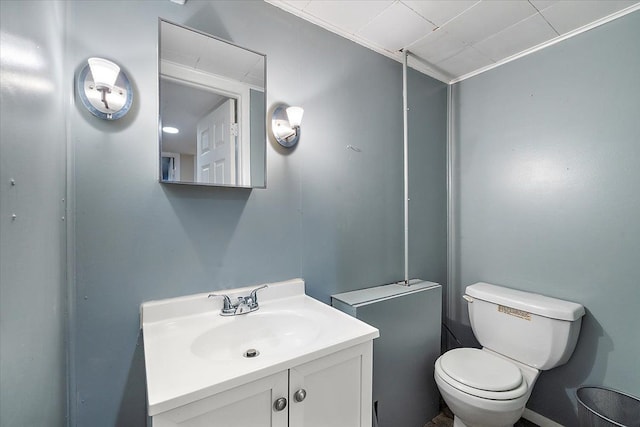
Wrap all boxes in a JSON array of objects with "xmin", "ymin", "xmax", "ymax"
[
  {"xmin": 272, "ymin": 104, "xmax": 303, "ymax": 148},
  {"xmin": 77, "ymin": 57, "xmax": 132, "ymax": 120},
  {"xmin": 286, "ymin": 106, "xmax": 304, "ymax": 128},
  {"xmin": 88, "ymin": 57, "xmax": 120, "ymax": 89}
]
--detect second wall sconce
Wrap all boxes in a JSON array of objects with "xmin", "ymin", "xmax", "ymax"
[
  {"xmin": 77, "ymin": 57, "xmax": 133, "ymax": 120},
  {"xmin": 272, "ymin": 104, "xmax": 304, "ymax": 148}
]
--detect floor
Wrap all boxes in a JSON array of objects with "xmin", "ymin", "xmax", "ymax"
[{"xmin": 424, "ymin": 405, "xmax": 539, "ymax": 427}]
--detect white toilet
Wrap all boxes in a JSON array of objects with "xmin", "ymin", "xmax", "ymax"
[{"xmin": 435, "ymin": 282, "xmax": 585, "ymax": 427}]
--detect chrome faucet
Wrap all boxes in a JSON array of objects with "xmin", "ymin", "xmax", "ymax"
[{"xmin": 209, "ymin": 285, "xmax": 268, "ymax": 316}]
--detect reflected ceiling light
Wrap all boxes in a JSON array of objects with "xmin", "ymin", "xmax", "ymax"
[
  {"xmin": 77, "ymin": 57, "xmax": 132, "ymax": 120},
  {"xmin": 271, "ymin": 104, "xmax": 304, "ymax": 148},
  {"xmin": 0, "ymin": 33, "xmax": 45, "ymax": 70},
  {"xmin": 162, "ymin": 126, "xmax": 179, "ymax": 134},
  {"xmin": 1, "ymin": 70, "xmax": 54, "ymax": 93}
]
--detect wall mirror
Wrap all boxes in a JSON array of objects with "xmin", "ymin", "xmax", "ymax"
[{"xmin": 159, "ymin": 19, "xmax": 266, "ymax": 188}]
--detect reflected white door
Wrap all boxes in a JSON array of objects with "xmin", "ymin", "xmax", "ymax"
[{"xmin": 196, "ymin": 99, "xmax": 236, "ymax": 185}]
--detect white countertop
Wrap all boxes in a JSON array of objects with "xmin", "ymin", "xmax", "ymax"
[
  {"xmin": 141, "ymin": 278, "xmax": 379, "ymax": 415},
  {"xmin": 332, "ymin": 279, "xmax": 440, "ymax": 306}
]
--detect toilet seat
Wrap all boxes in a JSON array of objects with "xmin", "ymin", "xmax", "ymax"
[
  {"xmin": 435, "ymin": 349, "xmax": 529, "ymax": 401},
  {"xmin": 441, "ymin": 348, "xmax": 522, "ymax": 391}
]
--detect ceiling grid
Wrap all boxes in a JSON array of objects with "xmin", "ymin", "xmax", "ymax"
[{"xmin": 265, "ymin": 0, "xmax": 640, "ymax": 83}]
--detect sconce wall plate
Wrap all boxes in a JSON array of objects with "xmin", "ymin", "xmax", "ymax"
[
  {"xmin": 272, "ymin": 104, "xmax": 302, "ymax": 148},
  {"xmin": 77, "ymin": 58, "xmax": 133, "ymax": 120}
]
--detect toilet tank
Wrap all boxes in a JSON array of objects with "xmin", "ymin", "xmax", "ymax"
[{"xmin": 465, "ymin": 282, "xmax": 585, "ymax": 370}]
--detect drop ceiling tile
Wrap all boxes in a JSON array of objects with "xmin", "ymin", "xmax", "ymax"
[
  {"xmin": 402, "ymin": 0, "xmax": 479, "ymax": 27},
  {"xmin": 357, "ymin": 2, "xmax": 435, "ymax": 52},
  {"xmin": 529, "ymin": 0, "xmax": 559, "ymax": 11},
  {"xmin": 440, "ymin": 0, "xmax": 538, "ymax": 45},
  {"xmin": 161, "ymin": 50, "xmax": 199, "ymax": 69},
  {"xmin": 244, "ymin": 59, "xmax": 266, "ymax": 87},
  {"xmin": 473, "ymin": 13, "xmax": 558, "ymax": 61},
  {"xmin": 539, "ymin": 0, "xmax": 638, "ymax": 34},
  {"xmin": 436, "ymin": 46, "xmax": 494, "ymax": 77},
  {"xmin": 279, "ymin": 0, "xmax": 311, "ymax": 11},
  {"xmin": 409, "ymin": 29, "xmax": 467, "ymax": 64},
  {"xmin": 268, "ymin": 0, "xmax": 639, "ymax": 83},
  {"xmin": 303, "ymin": 1, "xmax": 394, "ymax": 34}
]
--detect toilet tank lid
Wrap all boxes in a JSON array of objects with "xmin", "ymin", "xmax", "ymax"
[{"xmin": 466, "ymin": 282, "xmax": 585, "ymax": 321}]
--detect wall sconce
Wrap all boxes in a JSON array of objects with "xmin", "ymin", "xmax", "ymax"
[
  {"xmin": 77, "ymin": 57, "xmax": 132, "ymax": 120},
  {"xmin": 272, "ymin": 104, "xmax": 304, "ymax": 148}
]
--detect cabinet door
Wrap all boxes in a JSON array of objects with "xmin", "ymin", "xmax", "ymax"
[
  {"xmin": 289, "ymin": 342, "xmax": 373, "ymax": 427},
  {"xmin": 152, "ymin": 371, "xmax": 288, "ymax": 427}
]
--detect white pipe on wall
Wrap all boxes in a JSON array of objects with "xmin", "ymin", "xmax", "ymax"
[
  {"xmin": 446, "ymin": 83, "xmax": 453, "ymax": 326},
  {"xmin": 402, "ymin": 49, "xmax": 409, "ymax": 284}
]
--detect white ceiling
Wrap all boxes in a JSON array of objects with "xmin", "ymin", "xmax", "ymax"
[
  {"xmin": 265, "ymin": 0, "xmax": 640, "ymax": 83},
  {"xmin": 161, "ymin": 20, "xmax": 265, "ymax": 87}
]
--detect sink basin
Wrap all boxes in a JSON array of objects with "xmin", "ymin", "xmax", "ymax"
[
  {"xmin": 141, "ymin": 278, "xmax": 379, "ymax": 416},
  {"xmin": 191, "ymin": 310, "xmax": 322, "ymax": 361}
]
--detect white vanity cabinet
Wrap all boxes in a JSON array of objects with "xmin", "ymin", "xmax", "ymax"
[
  {"xmin": 142, "ymin": 279, "xmax": 379, "ymax": 427},
  {"xmin": 288, "ymin": 342, "xmax": 372, "ymax": 427},
  {"xmin": 151, "ymin": 371, "xmax": 288, "ymax": 427},
  {"xmin": 151, "ymin": 342, "xmax": 373, "ymax": 427}
]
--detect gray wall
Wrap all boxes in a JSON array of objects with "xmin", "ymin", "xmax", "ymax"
[
  {"xmin": 250, "ymin": 88, "xmax": 266, "ymax": 186},
  {"xmin": 408, "ymin": 68, "xmax": 448, "ymax": 288},
  {"xmin": 451, "ymin": 11, "xmax": 640, "ymax": 426},
  {"xmin": 65, "ymin": 1, "xmax": 446, "ymax": 425},
  {"xmin": 0, "ymin": 1, "xmax": 68, "ymax": 426}
]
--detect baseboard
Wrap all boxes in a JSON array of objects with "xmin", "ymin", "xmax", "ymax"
[{"xmin": 522, "ymin": 408, "xmax": 565, "ymax": 427}]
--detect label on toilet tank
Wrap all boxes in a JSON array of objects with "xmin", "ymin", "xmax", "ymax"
[{"xmin": 498, "ymin": 305, "xmax": 531, "ymax": 321}]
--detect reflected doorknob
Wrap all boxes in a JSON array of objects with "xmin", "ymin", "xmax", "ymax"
[
  {"xmin": 294, "ymin": 389, "xmax": 307, "ymax": 402},
  {"xmin": 273, "ymin": 397, "xmax": 287, "ymax": 411}
]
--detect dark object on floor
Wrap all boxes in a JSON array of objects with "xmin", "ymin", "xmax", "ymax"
[
  {"xmin": 577, "ymin": 386, "xmax": 640, "ymax": 427},
  {"xmin": 423, "ymin": 408, "xmax": 539, "ymax": 427},
  {"xmin": 515, "ymin": 418, "xmax": 539, "ymax": 427},
  {"xmin": 423, "ymin": 411, "xmax": 453, "ymax": 427}
]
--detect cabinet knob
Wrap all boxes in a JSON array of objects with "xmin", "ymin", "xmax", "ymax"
[
  {"xmin": 294, "ymin": 389, "xmax": 307, "ymax": 402},
  {"xmin": 273, "ymin": 397, "xmax": 287, "ymax": 411}
]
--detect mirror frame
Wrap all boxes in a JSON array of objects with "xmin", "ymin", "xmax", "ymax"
[{"xmin": 158, "ymin": 18, "xmax": 267, "ymax": 189}]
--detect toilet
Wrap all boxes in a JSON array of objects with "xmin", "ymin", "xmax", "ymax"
[{"xmin": 435, "ymin": 282, "xmax": 585, "ymax": 427}]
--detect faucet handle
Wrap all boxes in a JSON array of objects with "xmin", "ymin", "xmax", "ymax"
[
  {"xmin": 249, "ymin": 285, "xmax": 268, "ymax": 303},
  {"xmin": 208, "ymin": 293, "xmax": 233, "ymax": 311}
]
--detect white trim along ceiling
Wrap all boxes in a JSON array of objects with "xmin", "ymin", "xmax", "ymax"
[{"xmin": 265, "ymin": 0, "xmax": 640, "ymax": 83}]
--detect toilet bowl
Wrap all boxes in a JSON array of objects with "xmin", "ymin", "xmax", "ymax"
[
  {"xmin": 434, "ymin": 283, "xmax": 585, "ymax": 427},
  {"xmin": 434, "ymin": 348, "xmax": 539, "ymax": 427}
]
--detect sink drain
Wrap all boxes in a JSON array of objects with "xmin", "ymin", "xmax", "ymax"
[{"xmin": 244, "ymin": 348, "xmax": 260, "ymax": 358}]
